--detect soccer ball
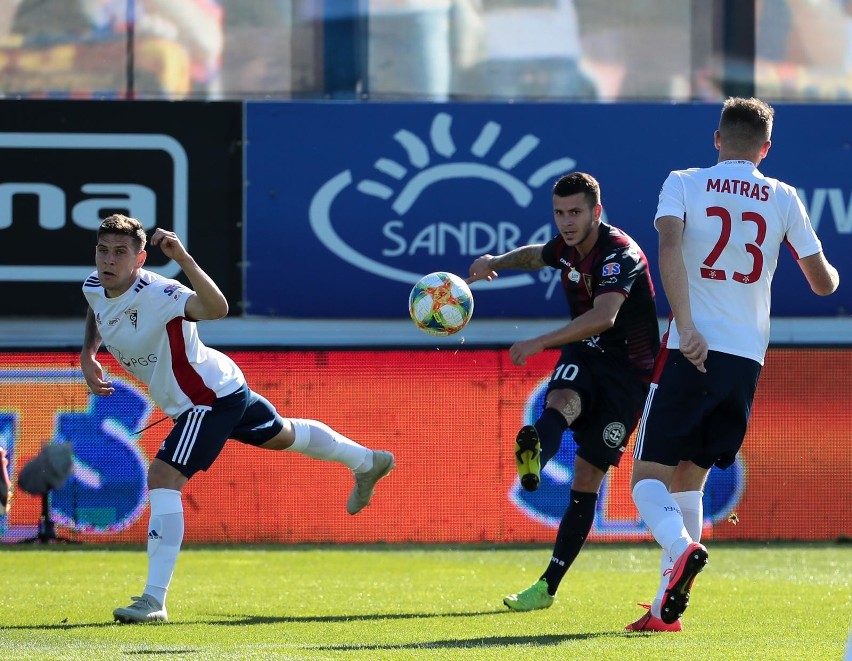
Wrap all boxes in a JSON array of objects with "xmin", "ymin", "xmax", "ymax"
[{"xmin": 408, "ymin": 272, "xmax": 474, "ymax": 337}]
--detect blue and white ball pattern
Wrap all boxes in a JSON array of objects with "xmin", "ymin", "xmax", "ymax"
[{"xmin": 408, "ymin": 272, "xmax": 474, "ymax": 337}]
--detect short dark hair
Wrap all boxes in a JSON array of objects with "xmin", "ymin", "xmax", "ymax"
[
  {"xmin": 719, "ymin": 97, "xmax": 774, "ymax": 152},
  {"xmin": 97, "ymin": 214, "xmax": 147, "ymax": 252},
  {"xmin": 552, "ymin": 172, "xmax": 601, "ymax": 208}
]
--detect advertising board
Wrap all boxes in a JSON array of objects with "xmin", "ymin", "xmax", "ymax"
[
  {"xmin": 246, "ymin": 102, "xmax": 852, "ymax": 318},
  {"xmin": 0, "ymin": 100, "xmax": 243, "ymax": 316},
  {"xmin": 1, "ymin": 349, "xmax": 848, "ymax": 544}
]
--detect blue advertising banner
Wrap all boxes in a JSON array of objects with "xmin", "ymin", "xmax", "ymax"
[{"xmin": 246, "ymin": 102, "xmax": 850, "ymax": 318}]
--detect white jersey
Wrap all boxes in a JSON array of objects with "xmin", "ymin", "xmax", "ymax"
[
  {"xmin": 655, "ymin": 159, "xmax": 822, "ymax": 365},
  {"xmin": 83, "ymin": 268, "xmax": 245, "ymax": 418}
]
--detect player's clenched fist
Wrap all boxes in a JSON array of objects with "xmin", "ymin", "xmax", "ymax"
[{"xmin": 150, "ymin": 228, "xmax": 189, "ymax": 262}]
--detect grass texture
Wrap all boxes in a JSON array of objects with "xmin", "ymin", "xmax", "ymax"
[{"xmin": 2, "ymin": 543, "xmax": 850, "ymax": 660}]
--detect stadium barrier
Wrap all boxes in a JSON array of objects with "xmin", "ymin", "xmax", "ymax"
[{"xmin": 1, "ymin": 348, "xmax": 849, "ymax": 545}]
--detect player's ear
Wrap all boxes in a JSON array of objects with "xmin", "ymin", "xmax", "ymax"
[
  {"xmin": 594, "ymin": 203, "xmax": 603, "ymax": 221},
  {"xmin": 137, "ymin": 250, "xmax": 147, "ymax": 267}
]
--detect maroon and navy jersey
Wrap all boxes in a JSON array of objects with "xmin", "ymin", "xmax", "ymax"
[{"xmin": 541, "ymin": 222, "xmax": 660, "ymax": 380}]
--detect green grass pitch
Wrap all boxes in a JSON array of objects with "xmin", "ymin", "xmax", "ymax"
[{"xmin": 2, "ymin": 543, "xmax": 850, "ymax": 660}]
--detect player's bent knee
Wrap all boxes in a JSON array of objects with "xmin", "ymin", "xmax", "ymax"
[
  {"xmin": 259, "ymin": 436, "xmax": 293, "ymax": 451},
  {"xmin": 147, "ymin": 459, "xmax": 188, "ymax": 491},
  {"xmin": 259, "ymin": 422, "xmax": 296, "ymax": 450},
  {"xmin": 630, "ymin": 459, "xmax": 676, "ymax": 489},
  {"xmin": 545, "ymin": 392, "xmax": 581, "ymax": 424}
]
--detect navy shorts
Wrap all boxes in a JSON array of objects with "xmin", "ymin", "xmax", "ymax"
[
  {"xmin": 633, "ymin": 349, "xmax": 761, "ymax": 469},
  {"xmin": 156, "ymin": 384, "xmax": 285, "ymax": 478},
  {"xmin": 547, "ymin": 342, "xmax": 648, "ymax": 471}
]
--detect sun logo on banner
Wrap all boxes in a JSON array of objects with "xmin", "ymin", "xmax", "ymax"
[{"xmin": 309, "ymin": 112, "xmax": 580, "ymax": 291}]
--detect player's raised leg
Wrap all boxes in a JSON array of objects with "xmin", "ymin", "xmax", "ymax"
[
  {"xmin": 283, "ymin": 419, "xmax": 395, "ymax": 514},
  {"xmin": 660, "ymin": 541, "xmax": 708, "ymax": 623},
  {"xmin": 515, "ymin": 405, "xmax": 571, "ymax": 492},
  {"xmin": 514, "ymin": 425, "xmax": 542, "ymax": 492}
]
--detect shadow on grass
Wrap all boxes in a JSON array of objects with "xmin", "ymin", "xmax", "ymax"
[
  {"xmin": 204, "ymin": 608, "xmax": 511, "ymax": 625},
  {"xmin": 124, "ymin": 651, "xmax": 196, "ymax": 656},
  {"xmin": 308, "ymin": 631, "xmax": 632, "ymax": 651},
  {"xmin": 0, "ymin": 621, "xmax": 166, "ymax": 630},
  {"xmin": 0, "ymin": 608, "xmax": 511, "ymax": 630}
]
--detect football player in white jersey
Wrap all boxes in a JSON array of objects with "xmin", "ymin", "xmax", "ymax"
[
  {"xmin": 626, "ymin": 97, "xmax": 839, "ymax": 632},
  {"xmin": 81, "ymin": 214, "xmax": 395, "ymax": 624}
]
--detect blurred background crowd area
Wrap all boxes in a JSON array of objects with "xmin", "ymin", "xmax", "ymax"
[{"xmin": 0, "ymin": 0, "xmax": 851, "ymax": 102}]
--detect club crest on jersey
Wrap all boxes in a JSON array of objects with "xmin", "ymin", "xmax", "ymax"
[
  {"xmin": 124, "ymin": 308, "xmax": 138, "ymax": 329},
  {"xmin": 602, "ymin": 422, "xmax": 627, "ymax": 448},
  {"xmin": 583, "ymin": 274, "xmax": 594, "ymax": 296},
  {"xmin": 601, "ymin": 262, "xmax": 620, "ymax": 276}
]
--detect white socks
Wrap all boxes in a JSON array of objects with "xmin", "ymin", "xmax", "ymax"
[
  {"xmin": 651, "ymin": 490, "xmax": 704, "ymax": 618},
  {"xmin": 143, "ymin": 488, "xmax": 184, "ymax": 608},
  {"xmin": 632, "ymin": 478, "xmax": 693, "ymax": 566},
  {"xmin": 288, "ymin": 419, "xmax": 372, "ymax": 472},
  {"xmin": 633, "ymin": 479, "xmax": 696, "ymax": 619}
]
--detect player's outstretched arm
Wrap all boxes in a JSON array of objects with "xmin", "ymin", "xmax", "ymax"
[
  {"xmin": 468, "ymin": 245, "xmax": 546, "ymax": 284},
  {"xmin": 467, "ymin": 254, "xmax": 498, "ymax": 284},
  {"xmin": 798, "ymin": 252, "xmax": 839, "ymax": 296}
]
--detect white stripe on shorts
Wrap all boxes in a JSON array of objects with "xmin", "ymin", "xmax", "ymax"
[
  {"xmin": 172, "ymin": 406, "xmax": 210, "ymax": 465},
  {"xmin": 633, "ymin": 383, "xmax": 657, "ymax": 460}
]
